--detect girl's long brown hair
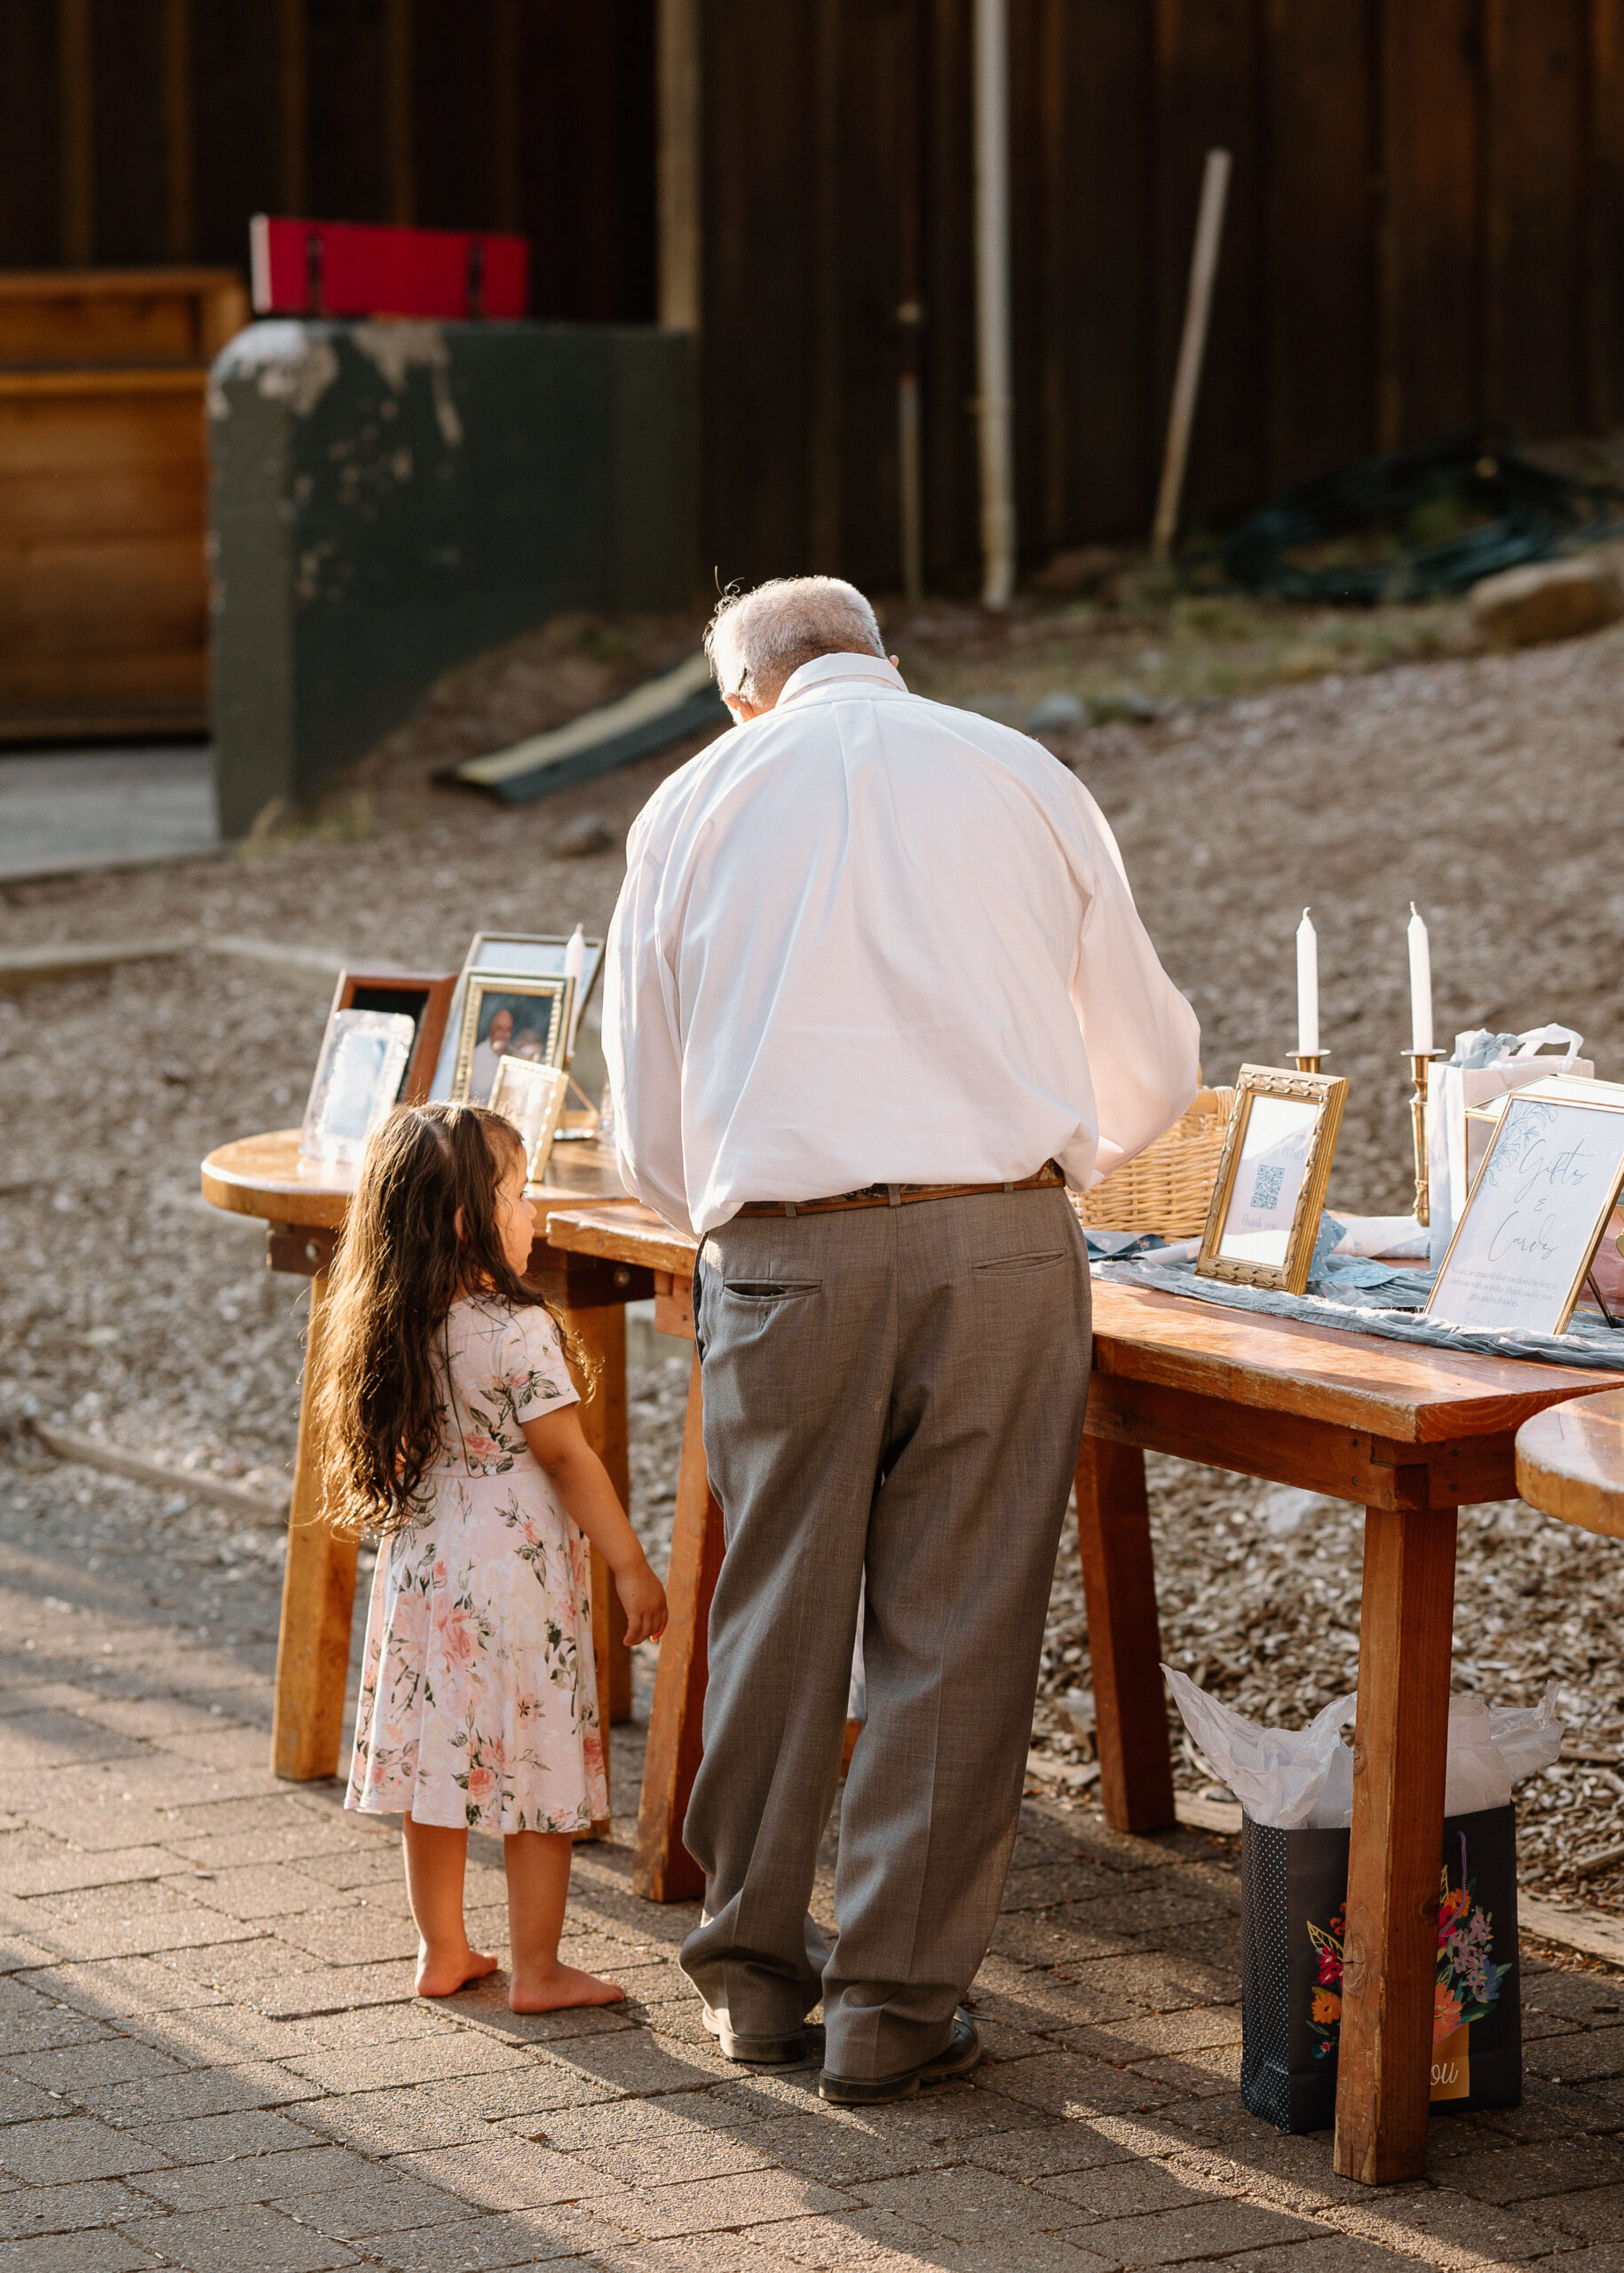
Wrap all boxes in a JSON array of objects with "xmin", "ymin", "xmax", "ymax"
[{"xmin": 313, "ymin": 1102, "xmax": 539, "ymax": 1536}]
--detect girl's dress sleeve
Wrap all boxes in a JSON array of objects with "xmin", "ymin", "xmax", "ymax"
[{"xmin": 504, "ymin": 1305, "xmax": 580, "ymax": 1426}]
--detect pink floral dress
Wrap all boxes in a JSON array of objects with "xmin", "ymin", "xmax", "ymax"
[{"xmin": 345, "ymin": 1295, "xmax": 607, "ymax": 1833}]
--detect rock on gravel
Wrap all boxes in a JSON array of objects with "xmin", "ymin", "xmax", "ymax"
[
  {"xmin": 1470, "ymin": 555, "xmax": 1624, "ymax": 650},
  {"xmin": 551, "ymin": 812, "xmax": 617, "ymax": 859}
]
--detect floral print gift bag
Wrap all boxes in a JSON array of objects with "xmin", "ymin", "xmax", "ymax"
[{"xmin": 1240, "ymin": 1806, "xmax": 1522, "ymax": 2134}]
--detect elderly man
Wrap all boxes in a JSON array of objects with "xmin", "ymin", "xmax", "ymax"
[{"xmin": 605, "ymin": 576, "xmax": 1197, "ymax": 2105}]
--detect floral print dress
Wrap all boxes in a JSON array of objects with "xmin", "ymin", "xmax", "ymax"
[{"xmin": 345, "ymin": 1295, "xmax": 607, "ymax": 1833}]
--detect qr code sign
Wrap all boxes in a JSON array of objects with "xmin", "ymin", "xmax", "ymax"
[{"xmin": 1251, "ymin": 1163, "xmax": 1285, "ymax": 1210}]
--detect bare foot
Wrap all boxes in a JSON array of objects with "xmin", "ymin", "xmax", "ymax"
[
  {"xmin": 416, "ymin": 1944, "xmax": 500, "ymax": 1997},
  {"xmin": 509, "ymin": 1962, "xmax": 626, "ymax": 2014}
]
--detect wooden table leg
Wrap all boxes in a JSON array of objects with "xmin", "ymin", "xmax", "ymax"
[
  {"xmin": 1075, "ymin": 1436, "xmax": 1176, "ymax": 1833},
  {"xmin": 633, "ymin": 1350, "xmax": 725, "ymax": 1902},
  {"xmin": 560, "ymin": 1299, "xmax": 635, "ymax": 1729},
  {"xmin": 1335, "ymin": 1502, "xmax": 1458, "ymax": 2185},
  {"xmin": 272, "ymin": 1271, "xmax": 360, "ymax": 1780}
]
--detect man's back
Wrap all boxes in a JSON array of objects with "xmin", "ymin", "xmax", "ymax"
[
  {"xmin": 609, "ymin": 650, "xmax": 1198, "ymax": 1234},
  {"xmin": 606, "ymin": 576, "xmax": 1192, "ymax": 2102}
]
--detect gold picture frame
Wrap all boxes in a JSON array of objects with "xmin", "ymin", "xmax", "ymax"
[
  {"xmin": 451, "ymin": 973, "xmax": 571, "ymax": 1105},
  {"xmin": 1426, "ymin": 1081, "xmax": 1624, "ymax": 1336},
  {"xmin": 429, "ymin": 931, "xmax": 603, "ymax": 1098},
  {"xmin": 1196, "ymin": 1064, "xmax": 1348, "ymax": 1295}
]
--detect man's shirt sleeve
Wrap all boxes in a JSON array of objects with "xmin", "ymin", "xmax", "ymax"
[
  {"xmin": 1065, "ymin": 778, "xmax": 1201, "ymax": 1182},
  {"xmin": 602, "ymin": 804, "xmax": 696, "ymax": 1236}
]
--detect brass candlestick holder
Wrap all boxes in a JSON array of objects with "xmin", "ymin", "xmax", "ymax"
[
  {"xmin": 1291, "ymin": 1052, "xmax": 1325, "ymax": 1074},
  {"xmin": 1405, "ymin": 1049, "xmax": 1445, "ymax": 1226}
]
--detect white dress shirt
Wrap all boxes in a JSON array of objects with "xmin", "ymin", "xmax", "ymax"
[{"xmin": 604, "ymin": 652, "xmax": 1200, "ymax": 1236}]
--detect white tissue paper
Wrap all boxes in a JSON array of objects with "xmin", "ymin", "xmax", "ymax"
[
  {"xmin": 1330, "ymin": 1214, "xmax": 1430, "ymax": 1261},
  {"xmin": 1163, "ymin": 1668, "xmax": 1565, "ymax": 1828},
  {"xmin": 1163, "ymin": 1670, "xmax": 1358, "ymax": 1828}
]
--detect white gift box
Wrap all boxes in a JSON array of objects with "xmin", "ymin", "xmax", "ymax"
[{"xmin": 1427, "ymin": 1027, "xmax": 1591, "ymax": 1266}]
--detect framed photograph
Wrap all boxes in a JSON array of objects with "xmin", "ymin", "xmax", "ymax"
[
  {"xmin": 1427, "ymin": 1082, "xmax": 1624, "ymax": 1335},
  {"xmin": 429, "ymin": 931, "xmax": 604, "ymax": 1098},
  {"xmin": 466, "ymin": 929, "xmax": 605, "ymax": 999},
  {"xmin": 328, "ymin": 969, "xmax": 456, "ymax": 1107},
  {"xmin": 299, "ymin": 1009, "xmax": 416, "ymax": 1166},
  {"xmin": 1196, "ymin": 1064, "xmax": 1348, "ymax": 1294},
  {"xmin": 487, "ymin": 1057, "xmax": 572, "ymax": 1184},
  {"xmin": 451, "ymin": 973, "xmax": 570, "ymax": 1105}
]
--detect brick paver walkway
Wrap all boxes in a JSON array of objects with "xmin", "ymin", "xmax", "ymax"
[{"xmin": 4, "ymin": 1569, "xmax": 1624, "ymax": 2271}]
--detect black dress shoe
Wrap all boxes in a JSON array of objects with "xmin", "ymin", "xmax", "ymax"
[
  {"xmin": 701, "ymin": 2003, "xmax": 808, "ymax": 2063},
  {"xmin": 819, "ymin": 2008, "xmax": 982, "ymax": 2105}
]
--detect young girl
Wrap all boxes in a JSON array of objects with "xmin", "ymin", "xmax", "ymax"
[{"xmin": 316, "ymin": 1101, "xmax": 667, "ymax": 2010}]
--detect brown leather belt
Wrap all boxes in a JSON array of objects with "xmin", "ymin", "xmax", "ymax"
[{"xmin": 736, "ymin": 1160, "xmax": 1066, "ymax": 1219}]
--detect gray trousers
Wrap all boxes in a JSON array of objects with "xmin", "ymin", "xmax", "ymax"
[{"xmin": 679, "ymin": 1185, "xmax": 1091, "ymax": 2081}]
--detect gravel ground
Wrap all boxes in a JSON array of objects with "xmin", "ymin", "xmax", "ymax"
[{"xmin": 4, "ymin": 603, "xmax": 1624, "ymax": 1919}]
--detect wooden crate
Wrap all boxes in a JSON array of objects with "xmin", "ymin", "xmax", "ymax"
[{"xmin": 0, "ymin": 270, "xmax": 249, "ymax": 743}]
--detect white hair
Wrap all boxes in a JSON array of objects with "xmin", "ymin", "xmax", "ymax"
[{"xmin": 704, "ymin": 576, "xmax": 885, "ymax": 705}]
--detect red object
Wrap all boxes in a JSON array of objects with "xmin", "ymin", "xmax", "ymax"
[{"xmin": 249, "ymin": 217, "xmax": 529, "ymax": 321}]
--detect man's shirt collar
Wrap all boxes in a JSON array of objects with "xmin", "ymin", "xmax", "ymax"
[{"xmin": 775, "ymin": 652, "xmax": 908, "ymax": 708}]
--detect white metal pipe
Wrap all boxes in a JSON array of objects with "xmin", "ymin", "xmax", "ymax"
[{"xmin": 973, "ymin": 0, "xmax": 1015, "ymax": 609}]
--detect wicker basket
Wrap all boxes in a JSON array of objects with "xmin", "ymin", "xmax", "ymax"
[{"xmin": 1073, "ymin": 1085, "xmax": 1236, "ymax": 1240}]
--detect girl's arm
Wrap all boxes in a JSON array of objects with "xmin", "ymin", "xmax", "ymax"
[{"xmin": 521, "ymin": 1406, "xmax": 667, "ymax": 1645}]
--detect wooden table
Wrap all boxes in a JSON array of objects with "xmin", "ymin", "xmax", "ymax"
[
  {"xmin": 199, "ymin": 1130, "xmax": 641, "ymax": 1817},
  {"xmin": 1516, "ymin": 1387, "xmax": 1624, "ymax": 1538},
  {"xmin": 543, "ymin": 1199, "xmax": 1624, "ymax": 2186}
]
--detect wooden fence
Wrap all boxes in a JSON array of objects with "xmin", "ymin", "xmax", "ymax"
[
  {"xmin": 701, "ymin": 0, "xmax": 1624, "ymax": 587},
  {"xmin": 2, "ymin": 0, "xmax": 1620, "ymax": 597},
  {"xmin": 0, "ymin": 1, "xmax": 655, "ymax": 322}
]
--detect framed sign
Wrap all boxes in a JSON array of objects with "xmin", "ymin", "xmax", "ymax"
[
  {"xmin": 1427, "ymin": 1084, "xmax": 1624, "ymax": 1335},
  {"xmin": 1196, "ymin": 1064, "xmax": 1348, "ymax": 1295},
  {"xmin": 328, "ymin": 969, "xmax": 455, "ymax": 1107},
  {"xmin": 450, "ymin": 973, "xmax": 570, "ymax": 1105},
  {"xmin": 487, "ymin": 1057, "xmax": 571, "ymax": 1185}
]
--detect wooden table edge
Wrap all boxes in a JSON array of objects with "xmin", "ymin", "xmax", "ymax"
[
  {"xmin": 1515, "ymin": 1385, "xmax": 1624, "ymax": 1540},
  {"xmin": 536, "ymin": 1217, "xmax": 1624, "ymax": 1447},
  {"xmin": 201, "ymin": 1131, "xmax": 354, "ymax": 1229},
  {"xmin": 547, "ymin": 1205, "xmax": 696, "ymax": 1281},
  {"xmin": 1089, "ymin": 1280, "xmax": 1624, "ymax": 1444}
]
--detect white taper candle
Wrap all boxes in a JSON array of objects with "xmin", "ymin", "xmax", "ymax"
[
  {"xmin": 1295, "ymin": 907, "xmax": 1319, "ymax": 1057},
  {"xmin": 563, "ymin": 923, "xmax": 585, "ymax": 1054},
  {"xmin": 1407, "ymin": 903, "xmax": 1433, "ymax": 1057}
]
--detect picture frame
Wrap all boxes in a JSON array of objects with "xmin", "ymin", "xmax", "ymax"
[
  {"xmin": 487, "ymin": 1057, "xmax": 572, "ymax": 1185},
  {"xmin": 1427, "ymin": 1080, "xmax": 1624, "ymax": 1336},
  {"xmin": 299, "ymin": 1008, "xmax": 416, "ymax": 1166},
  {"xmin": 450, "ymin": 972, "xmax": 571, "ymax": 1105},
  {"xmin": 1463, "ymin": 1069, "xmax": 1598, "ymax": 1192},
  {"xmin": 327, "ymin": 968, "xmax": 456, "ymax": 1107},
  {"xmin": 429, "ymin": 931, "xmax": 605, "ymax": 1098},
  {"xmin": 1196, "ymin": 1064, "xmax": 1348, "ymax": 1294}
]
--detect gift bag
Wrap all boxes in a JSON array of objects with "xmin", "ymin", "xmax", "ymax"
[
  {"xmin": 1166, "ymin": 1675, "xmax": 1562, "ymax": 2134},
  {"xmin": 1428, "ymin": 1026, "xmax": 1590, "ymax": 1266},
  {"xmin": 1241, "ymin": 1805, "xmax": 1522, "ymax": 2133}
]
